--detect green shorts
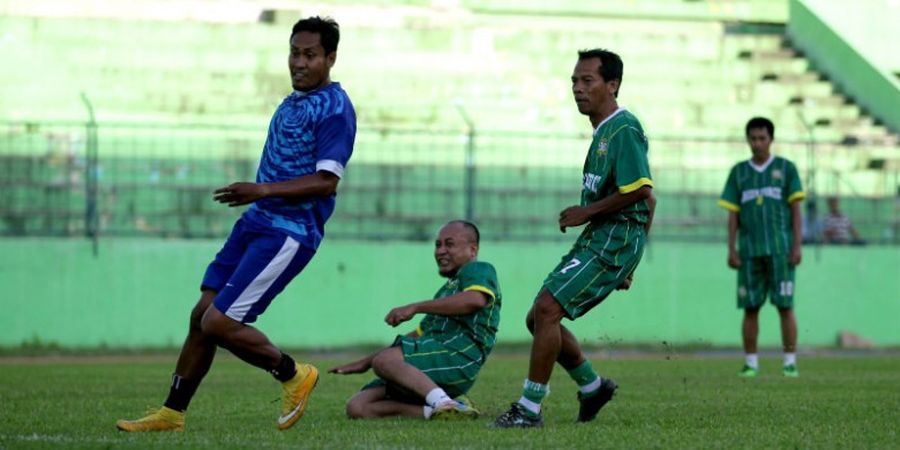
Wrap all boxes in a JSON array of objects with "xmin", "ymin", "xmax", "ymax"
[
  {"xmin": 542, "ymin": 223, "xmax": 646, "ymax": 319},
  {"xmin": 737, "ymin": 254, "xmax": 796, "ymax": 309},
  {"xmin": 361, "ymin": 334, "xmax": 483, "ymax": 400}
]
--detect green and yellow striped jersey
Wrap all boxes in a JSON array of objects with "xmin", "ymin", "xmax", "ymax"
[
  {"xmin": 418, "ymin": 261, "xmax": 501, "ymax": 360},
  {"xmin": 719, "ymin": 155, "xmax": 804, "ymax": 258},
  {"xmin": 581, "ymin": 108, "xmax": 653, "ymax": 224}
]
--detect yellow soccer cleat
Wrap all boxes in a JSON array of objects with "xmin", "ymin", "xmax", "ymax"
[
  {"xmin": 278, "ymin": 363, "xmax": 319, "ymax": 430},
  {"xmin": 453, "ymin": 395, "xmax": 481, "ymax": 416},
  {"xmin": 431, "ymin": 399, "xmax": 480, "ymax": 420},
  {"xmin": 116, "ymin": 407, "xmax": 185, "ymax": 432}
]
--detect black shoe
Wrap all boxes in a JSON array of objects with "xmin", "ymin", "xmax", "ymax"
[
  {"xmin": 577, "ymin": 377, "xmax": 618, "ymax": 422},
  {"xmin": 490, "ymin": 403, "xmax": 543, "ymax": 428}
]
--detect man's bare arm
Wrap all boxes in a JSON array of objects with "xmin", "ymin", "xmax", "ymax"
[
  {"xmin": 384, "ymin": 291, "xmax": 490, "ymax": 327},
  {"xmin": 213, "ymin": 171, "xmax": 340, "ymax": 207},
  {"xmin": 558, "ymin": 185, "xmax": 653, "ymax": 232}
]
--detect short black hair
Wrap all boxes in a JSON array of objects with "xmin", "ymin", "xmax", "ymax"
[
  {"xmin": 745, "ymin": 117, "xmax": 775, "ymax": 139},
  {"xmin": 290, "ymin": 16, "xmax": 340, "ymax": 54},
  {"xmin": 447, "ymin": 220, "xmax": 480, "ymax": 244},
  {"xmin": 578, "ymin": 48, "xmax": 623, "ymax": 97}
]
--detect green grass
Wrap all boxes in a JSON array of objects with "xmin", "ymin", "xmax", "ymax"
[{"xmin": 1, "ymin": 353, "xmax": 898, "ymax": 449}]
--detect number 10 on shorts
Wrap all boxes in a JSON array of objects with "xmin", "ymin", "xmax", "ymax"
[{"xmin": 779, "ymin": 281, "xmax": 794, "ymax": 296}]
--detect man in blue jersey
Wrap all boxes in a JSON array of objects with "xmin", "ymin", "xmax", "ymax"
[
  {"xmin": 718, "ymin": 117, "xmax": 804, "ymax": 378},
  {"xmin": 117, "ymin": 16, "xmax": 356, "ymax": 432}
]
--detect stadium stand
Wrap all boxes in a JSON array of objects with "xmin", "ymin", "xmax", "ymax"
[{"xmin": 0, "ymin": 0, "xmax": 896, "ymax": 242}]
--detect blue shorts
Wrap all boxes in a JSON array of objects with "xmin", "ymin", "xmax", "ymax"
[{"xmin": 201, "ymin": 218, "xmax": 315, "ymax": 324}]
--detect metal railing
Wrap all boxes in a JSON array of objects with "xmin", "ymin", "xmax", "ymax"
[{"xmin": 0, "ymin": 120, "xmax": 896, "ymax": 244}]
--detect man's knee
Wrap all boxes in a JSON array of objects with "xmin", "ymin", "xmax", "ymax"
[
  {"xmin": 190, "ymin": 290, "xmax": 217, "ymax": 331},
  {"xmin": 533, "ymin": 292, "xmax": 566, "ymax": 324},
  {"xmin": 345, "ymin": 397, "xmax": 367, "ymax": 419},
  {"xmin": 370, "ymin": 347, "xmax": 403, "ymax": 378},
  {"xmin": 525, "ymin": 308, "xmax": 535, "ymax": 334},
  {"xmin": 777, "ymin": 307, "xmax": 795, "ymax": 319},
  {"xmin": 199, "ymin": 304, "xmax": 237, "ymax": 339},
  {"xmin": 189, "ymin": 304, "xmax": 206, "ymax": 331},
  {"xmin": 346, "ymin": 388, "xmax": 384, "ymax": 419},
  {"xmin": 744, "ymin": 306, "xmax": 761, "ymax": 318}
]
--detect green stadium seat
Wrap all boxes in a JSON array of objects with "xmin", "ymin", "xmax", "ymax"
[{"xmin": 0, "ymin": 6, "xmax": 896, "ymax": 240}]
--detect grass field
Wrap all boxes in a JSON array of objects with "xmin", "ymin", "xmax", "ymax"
[{"xmin": 1, "ymin": 352, "xmax": 898, "ymax": 449}]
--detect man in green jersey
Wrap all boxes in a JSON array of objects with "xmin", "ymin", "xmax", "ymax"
[
  {"xmin": 718, "ymin": 117, "xmax": 804, "ymax": 378},
  {"xmin": 492, "ymin": 49, "xmax": 655, "ymax": 428},
  {"xmin": 329, "ymin": 220, "xmax": 501, "ymax": 420}
]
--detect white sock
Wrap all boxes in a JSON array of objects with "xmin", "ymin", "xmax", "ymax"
[
  {"xmin": 784, "ymin": 353, "xmax": 796, "ymax": 366},
  {"xmin": 579, "ymin": 376, "xmax": 603, "ymax": 394},
  {"xmin": 745, "ymin": 353, "xmax": 759, "ymax": 369},
  {"xmin": 425, "ymin": 388, "xmax": 452, "ymax": 408},
  {"xmin": 517, "ymin": 396, "xmax": 541, "ymax": 415},
  {"xmin": 423, "ymin": 405, "xmax": 434, "ymax": 419}
]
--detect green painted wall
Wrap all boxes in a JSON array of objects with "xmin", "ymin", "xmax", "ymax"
[{"xmin": 2, "ymin": 238, "xmax": 898, "ymax": 349}]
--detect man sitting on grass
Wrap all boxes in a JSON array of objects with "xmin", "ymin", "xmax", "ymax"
[{"xmin": 329, "ymin": 220, "xmax": 501, "ymax": 420}]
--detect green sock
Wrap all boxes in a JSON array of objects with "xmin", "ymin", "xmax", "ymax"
[
  {"xmin": 566, "ymin": 360, "xmax": 599, "ymax": 387},
  {"xmin": 521, "ymin": 379, "xmax": 549, "ymax": 408}
]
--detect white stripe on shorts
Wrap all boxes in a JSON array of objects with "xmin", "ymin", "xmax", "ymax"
[
  {"xmin": 225, "ymin": 236, "xmax": 300, "ymax": 322},
  {"xmin": 422, "ymin": 358, "xmax": 480, "ymax": 373},
  {"xmin": 553, "ymin": 255, "xmax": 597, "ymax": 297}
]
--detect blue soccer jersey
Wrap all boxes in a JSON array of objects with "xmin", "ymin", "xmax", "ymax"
[{"xmin": 242, "ymin": 82, "xmax": 356, "ymax": 250}]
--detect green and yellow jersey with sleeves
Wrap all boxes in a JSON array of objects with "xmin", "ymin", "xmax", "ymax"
[
  {"xmin": 581, "ymin": 108, "xmax": 653, "ymax": 221},
  {"xmin": 719, "ymin": 155, "xmax": 805, "ymax": 258},
  {"xmin": 576, "ymin": 108, "xmax": 653, "ymax": 249},
  {"xmin": 417, "ymin": 261, "xmax": 501, "ymax": 361}
]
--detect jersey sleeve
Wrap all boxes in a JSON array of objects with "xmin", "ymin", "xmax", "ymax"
[
  {"xmin": 458, "ymin": 262, "xmax": 501, "ymax": 302},
  {"xmin": 785, "ymin": 161, "xmax": 805, "ymax": 203},
  {"xmin": 718, "ymin": 165, "xmax": 740, "ymax": 212},
  {"xmin": 611, "ymin": 126, "xmax": 653, "ymax": 194},
  {"xmin": 314, "ymin": 108, "xmax": 356, "ymax": 178}
]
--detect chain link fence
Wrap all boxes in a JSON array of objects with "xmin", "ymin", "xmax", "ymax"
[{"xmin": 1, "ymin": 120, "xmax": 896, "ymax": 244}]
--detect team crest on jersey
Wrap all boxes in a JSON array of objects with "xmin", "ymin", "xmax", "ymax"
[
  {"xmin": 596, "ymin": 139, "xmax": 608, "ymax": 155},
  {"xmin": 446, "ymin": 279, "xmax": 459, "ymax": 290},
  {"xmin": 772, "ymin": 169, "xmax": 783, "ymax": 180}
]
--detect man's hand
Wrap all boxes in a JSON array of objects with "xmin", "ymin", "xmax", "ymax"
[
  {"xmin": 727, "ymin": 249, "xmax": 742, "ymax": 269},
  {"xmin": 327, "ymin": 359, "xmax": 371, "ymax": 375},
  {"xmin": 213, "ymin": 182, "xmax": 268, "ymax": 207},
  {"xmin": 616, "ymin": 272, "xmax": 633, "ymax": 290},
  {"xmin": 385, "ymin": 304, "xmax": 418, "ymax": 327},
  {"xmin": 789, "ymin": 245, "xmax": 802, "ymax": 266},
  {"xmin": 559, "ymin": 205, "xmax": 592, "ymax": 233}
]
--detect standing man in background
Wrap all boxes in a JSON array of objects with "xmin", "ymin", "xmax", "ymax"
[
  {"xmin": 492, "ymin": 49, "xmax": 655, "ymax": 428},
  {"xmin": 117, "ymin": 16, "xmax": 356, "ymax": 431},
  {"xmin": 718, "ymin": 117, "xmax": 804, "ymax": 378}
]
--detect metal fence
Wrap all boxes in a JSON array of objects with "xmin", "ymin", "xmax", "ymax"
[{"xmin": 1, "ymin": 120, "xmax": 897, "ymax": 244}]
